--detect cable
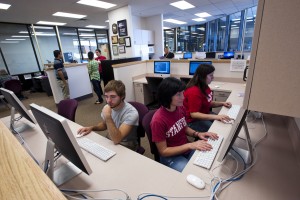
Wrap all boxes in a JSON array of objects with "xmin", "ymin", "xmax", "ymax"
[{"xmin": 137, "ymin": 193, "xmax": 210, "ymax": 199}]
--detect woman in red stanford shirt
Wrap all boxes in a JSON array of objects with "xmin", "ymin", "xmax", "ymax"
[
  {"xmin": 151, "ymin": 77, "xmax": 218, "ymax": 172},
  {"xmin": 183, "ymin": 64, "xmax": 232, "ymax": 132}
]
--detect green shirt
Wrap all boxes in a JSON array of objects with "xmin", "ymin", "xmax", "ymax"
[{"xmin": 88, "ymin": 60, "xmax": 100, "ymax": 81}]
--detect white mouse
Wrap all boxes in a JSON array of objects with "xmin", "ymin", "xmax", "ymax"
[
  {"xmin": 186, "ymin": 174, "xmax": 205, "ymax": 189},
  {"xmin": 75, "ymin": 133, "xmax": 84, "ymax": 138},
  {"xmin": 214, "ymin": 85, "xmax": 220, "ymax": 88}
]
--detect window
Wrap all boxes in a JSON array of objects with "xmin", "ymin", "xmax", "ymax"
[
  {"xmin": 243, "ymin": 6, "xmax": 257, "ymax": 51},
  {"xmin": 217, "ymin": 17, "xmax": 227, "ymax": 51},
  {"xmin": 95, "ymin": 29, "xmax": 110, "ymax": 59},
  {"xmin": 228, "ymin": 11, "xmax": 242, "ymax": 51},
  {"xmin": 164, "ymin": 28, "xmax": 175, "ymax": 52},
  {"xmin": 78, "ymin": 28, "xmax": 97, "ymax": 61}
]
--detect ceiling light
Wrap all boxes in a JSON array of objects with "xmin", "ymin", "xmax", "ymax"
[
  {"xmin": 105, "ymin": 20, "xmax": 109, "ymax": 23},
  {"xmin": 192, "ymin": 18, "xmax": 206, "ymax": 22},
  {"xmin": 0, "ymin": 3, "xmax": 11, "ymax": 10},
  {"xmin": 1, "ymin": 41, "xmax": 19, "ymax": 43},
  {"xmin": 195, "ymin": 12, "xmax": 211, "ymax": 18},
  {"xmin": 19, "ymin": 31, "xmax": 29, "ymax": 34},
  {"xmin": 11, "ymin": 35, "xmax": 30, "ymax": 37},
  {"xmin": 170, "ymin": 1, "xmax": 195, "ymax": 10},
  {"xmin": 53, "ymin": 12, "xmax": 86, "ymax": 19},
  {"xmin": 34, "ymin": 33, "xmax": 56, "ymax": 36},
  {"xmin": 77, "ymin": 0, "xmax": 116, "ymax": 9},
  {"xmin": 63, "ymin": 33, "xmax": 78, "ymax": 35},
  {"xmin": 163, "ymin": 19, "xmax": 186, "ymax": 24},
  {"xmin": 163, "ymin": 27, "xmax": 171, "ymax": 29},
  {"xmin": 6, "ymin": 39, "xmax": 26, "ymax": 41},
  {"xmin": 37, "ymin": 21, "xmax": 66, "ymax": 26},
  {"xmin": 31, "ymin": 26, "xmax": 54, "ymax": 29},
  {"xmin": 78, "ymin": 29, "xmax": 93, "ymax": 32},
  {"xmin": 79, "ymin": 34, "xmax": 95, "ymax": 37},
  {"xmin": 197, "ymin": 27, "xmax": 205, "ymax": 31},
  {"xmin": 86, "ymin": 25, "xmax": 106, "ymax": 29}
]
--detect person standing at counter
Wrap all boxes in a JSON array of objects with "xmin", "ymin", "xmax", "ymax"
[
  {"xmin": 163, "ymin": 47, "xmax": 174, "ymax": 59},
  {"xmin": 183, "ymin": 64, "xmax": 232, "ymax": 132},
  {"xmin": 87, "ymin": 51, "xmax": 104, "ymax": 104},
  {"xmin": 95, "ymin": 49, "xmax": 106, "ymax": 83},
  {"xmin": 53, "ymin": 50, "xmax": 69, "ymax": 99}
]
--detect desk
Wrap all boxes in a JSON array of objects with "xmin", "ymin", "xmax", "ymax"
[{"xmin": 1, "ymin": 81, "xmax": 300, "ymax": 199}]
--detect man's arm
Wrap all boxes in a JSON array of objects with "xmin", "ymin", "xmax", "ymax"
[
  {"xmin": 77, "ymin": 121, "xmax": 107, "ymax": 136},
  {"xmin": 57, "ymin": 70, "xmax": 67, "ymax": 84}
]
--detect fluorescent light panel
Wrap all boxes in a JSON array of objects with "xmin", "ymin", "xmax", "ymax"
[
  {"xmin": 37, "ymin": 21, "xmax": 66, "ymax": 26},
  {"xmin": 170, "ymin": 1, "xmax": 195, "ymax": 10},
  {"xmin": 77, "ymin": 0, "xmax": 116, "ymax": 9},
  {"xmin": 12, "ymin": 35, "xmax": 30, "ymax": 37},
  {"xmin": 163, "ymin": 19, "xmax": 186, "ymax": 24},
  {"xmin": 53, "ymin": 12, "xmax": 86, "ymax": 19},
  {"xmin": 1, "ymin": 41, "xmax": 19, "ymax": 43},
  {"xmin": 192, "ymin": 18, "xmax": 206, "ymax": 22},
  {"xmin": 0, "ymin": 3, "xmax": 11, "ymax": 10},
  {"xmin": 6, "ymin": 39, "xmax": 26, "ymax": 40},
  {"xmin": 31, "ymin": 26, "xmax": 53, "ymax": 29},
  {"xmin": 195, "ymin": 12, "xmax": 211, "ymax": 18},
  {"xmin": 105, "ymin": 20, "xmax": 109, "ymax": 23},
  {"xmin": 78, "ymin": 28, "xmax": 93, "ymax": 32},
  {"xmin": 86, "ymin": 25, "xmax": 106, "ymax": 29}
]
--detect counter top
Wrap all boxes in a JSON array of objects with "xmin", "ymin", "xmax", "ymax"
[{"xmin": 44, "ymin": 63, "xmax": 87, "ymax": 71}]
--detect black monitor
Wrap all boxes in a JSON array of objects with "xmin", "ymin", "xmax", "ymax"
[
  {"xmin": 205, "ymin": 52, "xmax": 216, "ymax": 59},
  {"xmin": 154, "ymin": 61, "xmax": 170, "ymax": 77},
  {"xmin": 223, "ymin": 51, "xmax": 235, "ymax": 59},
  {"xmin": 189, "ymin": 61, "xmax": 212, "ymax": 75},
  {"xmin": 217, "ymin": 108, "xmax": 253, "ymax": 164},
  {"xmin": 183, "ymin": 52, "xmax": 192, "ymax": 59},
  {"xmin": 0, "ymin": 88, "xmax": 36, "ymax": 134},
  {"xmin": 30, "ymin": 103, "xmax": 92, "ymax": 185}
]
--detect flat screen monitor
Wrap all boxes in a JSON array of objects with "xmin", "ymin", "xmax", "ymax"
[
  {"xmin": 183, "ymin": 52, "xmax": 192, "ymax": 59},
  {"xmin": 206, "ymin": 52, "xmax": 216, "ymax": 59},
  {"xmin": 64, "ymin": 52, "xmax": 73, "ymax": 62},
  {"xmin": 0, "ymin": 88, "xmax": 36, "ymax": 132},
  {"xmin": 154, "ymin": 61, "xmax": 170, "ymax": 77},
  {"xmin": 223, "ymin": 51, "xmax": 235, "ymax": 59},
  {"xmin": 189, "ymin": 61, "xmax": 212, "ymax": 75},
  {"xmin": 30, "ymin": 103, "xmax": 92, "ymax": 185}
]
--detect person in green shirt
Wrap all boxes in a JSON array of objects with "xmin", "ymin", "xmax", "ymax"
[{"xmin": 88, "ymin": 51, "xmax": 103, "ymax": 104}]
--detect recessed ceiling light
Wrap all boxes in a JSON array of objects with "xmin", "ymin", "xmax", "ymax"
[
  {"xmin": 1, "ymin": 41, "xmax": 19, "ymax": 43},
  {"xmin": 86, "ymin": 25, "xmax": 106, "ymax": 29},
  {"xmin": 192, "ymin": 18, "xmax": 206, "ymax": 22},
  {"xmin": 31, "ymin": 26, "xmax": 54, "ymax": 29},
  {"xmin": 11, "ymin": 35, "xmax": 30, "ymax": 37},
  {"xmin": 0, "ymin": 3, "xmax": 11, "ymax": 10},
  {"xmin": 163, "ymin": 27, "xmax": 171, "ymax": 29},
  {"xmin": 79, "ymin": 34, "xmax": 95, "ymax": 37},
  {"xmin": 78, "ymin": 29, "xmax": 93, "ymax": 32},
  {"xmin": 34, "ymin": 33, "xmax": 56, "ymax": 36},
  {"xmin": 195, "ymin": 12, "xmax": 211, "ymax": 18},
  {"xmin": 6, "ymin": 39, "xmax": 26, "ymax": 41},
  {"xmin": 105, "ymin": 20, "xmax": 109, "ymax": 23},
  {"xmin": 53, "ymin": 12, "xmax": 86, "ymax": 19},
  {"xmin": 37, "ymin": 21, "xmax": 66, "ymax": 26},
  {"xmin": 163, "ymin": 19, "xmax": 186, "ymax": 24},
  {"xmin": 197, "ymin": 27, "xmax": 205, "ymax": 31},
  {"xmin": 77, "ymin": 0, "xmax": 116, "ymax": 9},
  {"xmin": 170, "ymin": 1, "xmax": 195, "ymax": 10},
  {"xmin": 63, "ymin": 33, "xmax": 78, "ymax": 35}
]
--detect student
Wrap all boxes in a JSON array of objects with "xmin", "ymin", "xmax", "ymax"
[
  {"xmin": 87, "ymin": 51, "xmax": 104, "ymax": 104},
  {"xmin": 183, "ymin": 64, "xmax": 232, "ymax": 132},
  {"xmin": 163, "ymin": 47, "xmax": 175, "ymax": 59},
  {"xmin": 95, "ymin": 49, "xmax": 106, "ymax": 82},
  {"xmin": 77, "ymin": 80, "xmax": 139, "ymax": 151},
  {"xmin": 53, "ymin": 50, "xmax": 69, "ymax": 99},
  {"xmin": 151, "ymin": 77, "xmax": 218, "ymax": 172}
]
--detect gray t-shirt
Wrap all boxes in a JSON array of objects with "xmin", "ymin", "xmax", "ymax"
[{"xmin": 101, "ymin": 101, "xmax": 139, "ymax": 148}]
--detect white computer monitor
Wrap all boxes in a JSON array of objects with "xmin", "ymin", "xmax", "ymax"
[
  {"xmin": 30, "ymin": 103, "xmax": 92, "ymax": 185},
  {"xmin": 189, "ymin": 61, "xmax": 212, "ymax": 75},
  {"xmin": 153, "ymin": 61, "xmax": 171, "ymax": 77}
]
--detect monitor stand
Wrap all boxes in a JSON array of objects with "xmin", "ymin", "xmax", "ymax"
[
  {"xmin": 44, "ymin": 140, "xmax": 82, "ymax": 186},
  {"xmin": 10, "ymin": 107, "xmax": 32, "ymax": 135}
]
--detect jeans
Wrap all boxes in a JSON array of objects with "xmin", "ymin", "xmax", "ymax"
[
  {"xmin": 188, "ymin": 120, "xmax": 213, "ymax": 132},
  {"xmin": 91, "ymin": 79, "xmax": 103, "ymax": 102},
  {"xmin": 160, "ymin": 150, "xmax": 195, "ymax": 172},
  {"xmin": 57, "ymin": 80, "xmax": 70, "ymax": 99}
]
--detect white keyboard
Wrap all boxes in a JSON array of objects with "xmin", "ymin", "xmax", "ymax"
[
  {"xmin": 193, "ymin": 136, "xmax": 224, "ymax": 169},
  {"xmin": 226, "ymin": 105, "xmax": 241, "ymax": 120},
  {"xmin": 77, "ymin": 137, "xmax": 116, "ymax": 161}
]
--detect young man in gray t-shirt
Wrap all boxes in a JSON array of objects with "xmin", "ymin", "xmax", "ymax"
[{"xmin": 77, "ymin": 80, "xmax": 139, "ymax": 150}]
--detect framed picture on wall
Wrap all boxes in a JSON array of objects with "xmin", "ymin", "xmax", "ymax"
[
  {"xmin": 119, "ymin": 45, "xmax": 126, "ymax": 54},
  {"xmin": 111, "ymin": 35, "xmax": 118, "ymax": 44},
  {"xmin": 117, "ymin": 19, "xmax": 128, "ymax": 37},
  {"xmin": 112, "ymin": 45, "xmax": 119, "ymax": 55},
  {"xmin": 119, "ymin": 37, "xmax": 125, "ymax": 45},
  {"xmin": 112, "ymin": 23, "xmax": 118, "ymax": 34},
  {"xmin": 125, "ymin": 37, "xmax": 131, "ymax": 47}
]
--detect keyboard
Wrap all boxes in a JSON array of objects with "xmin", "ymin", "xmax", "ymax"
[
  {"xmin": 77, "ymin": 137, "xmax": 116, "ymax": 161},
  {"xmin": 226, "ymin": 105, "xmax": 241, "ymax": 120},
  {"xmin": 193, "ymin": 136, "xmax": 224, "ymax": 169}
]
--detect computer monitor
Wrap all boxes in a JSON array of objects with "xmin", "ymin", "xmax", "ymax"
[
  {"xmin": 154, "ymin": 61, "xmax": 171, "ymax": 77},
  {"xmin": 30, "ymin": 103, "xmax": 92, "ymax": 186},
  {"xmin": 183, "ymin": 52, "xmax": 192, "ymax": 59},
  {"xmin": 223, "ymin": 51, "xmax": 235, "ymax": 59},
  {"xmin": 217, "ymin": 108, "xmax": 253, "ymax": 164},
  {"xmin": 189, "ymin": 61, "xmax": 212, "ymax": 75},
  {"xmin": 64, "ymin": 52, "xmax": 73, "ymax": 62},
  {"xmin": 0, "ymin": 88, "xmax": 36, "ymax": 134},
  {"xmin": 205, "ymin": 52, "xmax": 216, "ymax": 59}
]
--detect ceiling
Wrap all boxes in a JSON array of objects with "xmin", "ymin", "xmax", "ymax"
[{"xmin": 0, "ymin": 0, "xmax": 258, "ymax": 29}]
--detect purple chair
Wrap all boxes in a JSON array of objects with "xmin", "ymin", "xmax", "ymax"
[
  {"xmin": 4, "ymin": 79, "xmax": 26, "ymax": 99},
  {"xmin": 128, "ymin": 101, "xmax": 149, "ymax": 155},
  {"xmin": 142, "ymin": 109, "xmax": 160, "ymax": 162},
  {"xmin": 57, "ymin": 99, "xmax": 78, "ymax": 122}
]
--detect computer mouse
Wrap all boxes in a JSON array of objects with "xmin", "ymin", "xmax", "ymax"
[
  {"xmin": 214, "ymin": 85, "xmax": 220, "ymax": 88},
  {"xmin": 186, "ymin": 174, "xmax": 205, "ymax": 189},
  {"xmin": 75, "ymin": 133, "xmax": 84, "ymax": 138}
]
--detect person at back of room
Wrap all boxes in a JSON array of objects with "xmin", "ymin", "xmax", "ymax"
[
  {"xmin": 95, "ymin": 49, "xmax": 106, "ymax": 84},
  {"xmin": 183, "ymin": 64, "xmax": 232, "ymax": 132},
  {"xmin": 151, "ymin": 77, "xmax": 218, "ymax": 172},
  {"xmin": 77, "ymin": 80, "xmax": 139, "ymax": 151},
  {"xmin": 53, "ymin": 50, "xmax": 69, "ymax": 99},
  {"xmin": 87, "ymin": 51, "xmax": 104, "ymax": 104},
  {"xmin": 163, "ymin": 47, "xmax": 175, "ymax": 59}
]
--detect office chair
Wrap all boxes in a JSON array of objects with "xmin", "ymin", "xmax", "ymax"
[
  {"xmin": 57, "ymin": 99, "xmax": 78, "ymax": 122},
  {"xmin": 3, "ymin": 79, "xmax": 26, "ymax": 100},
  {"xmin": 142, "ymin": 109, "xmax": 160, "ymax": 162},
  {"xmin": 145, "ymin": 77, "xmax": 163, "ymax": 110},
  {"xmin": 128, "ymin": 101, "xmax": 149, "ymax": 155}
]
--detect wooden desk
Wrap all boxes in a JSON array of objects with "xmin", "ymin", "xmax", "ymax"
[{"xmin": 0, "ymin": 121, "xmax": 66, "ymax": 199}]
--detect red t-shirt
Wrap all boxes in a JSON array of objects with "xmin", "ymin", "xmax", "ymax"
[
  {"xmin": 95, "ymin": 55, "xmax": 106, "ymax": 73},
  {"xmin": 151, "ymin": 106, "xmax": 189, "ymax": 150},
  {"xmin": 183, "ymin": 86, "xmax": 213, "ymax": 123}
]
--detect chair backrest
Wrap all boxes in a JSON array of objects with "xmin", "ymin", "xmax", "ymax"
[
  {"xmin": 142, "ymin": 109, "xmax": 160, "ymax": 162},
  {"xmin": 128, "ymin": 101, "xmax": 149, "ymax": 141},
  {"xmin": 4, "ymin": 79, "xmax": 22, "ymax": 97},
  {"xmin": 57, "ymin": 99, "xmax": 78, "ymax": 122}
]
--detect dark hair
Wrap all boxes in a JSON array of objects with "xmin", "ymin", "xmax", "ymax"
[
  {"xmin": 53, "ymin": 50, "xmax": 61, "ymax": 58},
  {"xmin": 186, "ymin": 64, "xmax": 215, "ymax": 97},
  {"xmin": 157, "ymin": 77, "xmax": 185, "ymax": 109},
  {"xmin": 88, "ymin": 51, "xmax": 94, "ymax": 60},
  {"xmin": 104, "ymin": 80, "xmax": 126, "ymax": 100},
  {"xmin": 95, "ymin": 49, "xmax": 101, "ymax": 53}
]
